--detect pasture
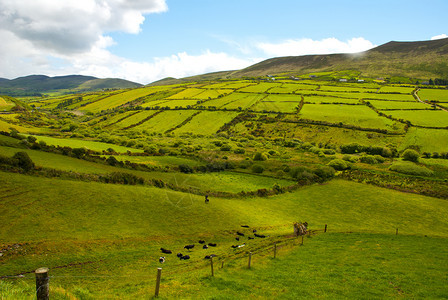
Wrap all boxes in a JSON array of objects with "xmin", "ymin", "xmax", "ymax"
[
  {"xmin": 386, "ymin": 110, "xmax": 448, "ymax": 127},
  {"xmin": 418, "ymin": 88, "xmax": 448, "ymax": 102},
  {"xmin": 133, "ymin": 110, "xmax": 198, "ymax": 133},
  {"xmin": 299, "ymin": 104, "xmax": 396, "ymax": 129},
  {"xmin": 173, "ymin": 111, "xmax": 240, "ymax": 135}
]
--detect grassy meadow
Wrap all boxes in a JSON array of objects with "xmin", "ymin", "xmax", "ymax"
[{"xmin": 1, "ymin": 73, "xmax": 448, "ymax": 298}]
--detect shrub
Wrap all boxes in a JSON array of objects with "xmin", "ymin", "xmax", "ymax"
[
  {"xmin": 360, "ymin": 155, "xmax": 378, "ymax": 164},
  {"xmin": 252, "ymin": 164, "xmax": 264, "ymax": 173},
  {"xmin": 220, "ymin": 144, "xmax": 232, "ymax": 151},
  {"xmin": 389, "ymin": 161, "xmax": 433, "ymax": 177},
  {"xmin": 106, "ymin": 156, "xmax": 120, "ymax": 166},
  {"xmin": 327, "ymin": 159, "xmax": 349, "ymax": 171},
  {"xmin": 381, "ymin": 147, "xmax": 393, "ymax": 158},
  {"xmin": 12, "ymin": 151, "xmax": 34, "ymax": 171},
  {"xmin": 313, "ymin": 166, "xmax": 335, "ymax": 180},
  {"xmin": 253, "ymin": 152, "xmax": 268, "ymax": 161},
  {"xmin": 234, "ymin": 148, "xmax": 245, "ymax": 154},
  {"xmin": 374, "ymin": 155, "xmax": 386, "ymax": 163},
  {"xmin": 102, "ymin": 172, "xmax": 145, "ymax": 185},
  {"xmin": 323, "ymin": 149, "xmax": 336, "ymax": 155},
  {"xmin": 179, "ymin": 164, "xmax": 194, "ymax": 173},
  {"xmin": 340, "ymin": 143, "xmax": 364, "ymax": 154},
  {"xmin": 402, "ymin": 149, "xmax": 419, "ymax": 162}
]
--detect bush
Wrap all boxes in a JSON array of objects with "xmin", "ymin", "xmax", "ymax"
[
  {"xmin": 252, "ymin": 164, "xmax": 264, "ymax": 173},
  {"xmin": 12, "ymin": 151, "xmax": 34, "ymax": 171},
  {"xmin": 389, "ymin": 161, "xmax": 433, "ymax": 177},
  {"xmin": 402, "ymin": 149, "xmax": 420, "ymax": 162},
  {"xmin": 374, "ymin": 155, "xmax": 386, "ymax": 163},
  {"xmin": 313, "ymin": 166, "xmax": 335, "ymax": 180},
  {"xmin": 253, "ymin": 152, "xmax": 268, "ymax": 161},
  {"xmin": 340, "ymin": 143, "xmax": 364, "ymax": 154},
  {"xmin": 106, "ymin": 156, "xmax": 120, "ymax": 166},
  {"xmin": 323, "ymin": 149, "xmax": 336, "ymax": 155},
  {"xmin": 102, "ymin": 172, "xmax": 145, "ymax": 185},
  {"xmin": 327, "ymin": 159, "xmax": 349, "ymax": 171},
  {"xmin": 360, "ymin": 155, "xmax": 378, "ymax": 164},
  {"xmin": 220, "ymin": 144, "xmax": 232, "ymax": 151},
  {"xmin": 179, "ymin": 164, "xmax": 194, "ymax": 173},
  {"xmin": 234, "ymin": 148, "xmax": 245, "ymax": 154},
  {"xmin": 381, "ymin": 147, "xmax": 393, "ymax": 158}
]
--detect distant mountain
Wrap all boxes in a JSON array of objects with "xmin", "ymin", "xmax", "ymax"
[
  {"xmin": 0, "ymin": 75, "xmax": 142, "ymax": 96},
  {"xmin": 230, "ymin": 38, "xmax": 448, "ymax": 79}
]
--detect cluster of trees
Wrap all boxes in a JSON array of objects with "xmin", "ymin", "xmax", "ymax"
[{"xmin": 428, "ymin": 78, "xmax": 448, "ymax": 86}]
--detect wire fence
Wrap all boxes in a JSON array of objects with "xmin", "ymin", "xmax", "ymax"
[{"xmin": 2, "ymin": 225, "xmax": 416, "ymax": 298}]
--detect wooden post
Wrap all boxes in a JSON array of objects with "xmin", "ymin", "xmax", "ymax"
[
  {"xmin": 274, "ymin": 243, "xmax": 277, "ymax": 258},
  {"xmin": 396, "ymin": 228, "xmax": 398, "ymax": 235},
  {"xmin": 221, "ymin": 261, "xmax": 224, "ymax": 269},
  {"xmin": 324, "ymin": 224, "xmax": 327, "ymax": 233},
  {"xmin": 35, "ymin": 267, "xmax": 49, "ymax": 300},
  {"xmin": 210, "ymin": 256, "xmax": 214, "ymax": 277},
  {"xmin": 248, "ymin": 252, "xmax": 252, "ymax": 269},
  {"xmin": 155, "ymin": 268, "xmax": 162, "ymax": 297},
  {"xmin": 301, "ymin": 235, "xmax": 304, "ymax": 245}
]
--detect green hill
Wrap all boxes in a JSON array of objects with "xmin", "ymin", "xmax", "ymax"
[
  {"xmin": 0, "ymin": 75, "xmax": 142, "ymax": 96},
  {"xmin": 230, "ymin": 38, "xmax": 448, "ymax": 79}
]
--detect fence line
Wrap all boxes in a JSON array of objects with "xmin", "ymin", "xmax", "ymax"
[{"xmin": 4, "ymin": 225, "xmax": 416, "ymax": 298}]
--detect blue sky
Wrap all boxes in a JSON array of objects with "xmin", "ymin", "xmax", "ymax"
[{"xmin": 0, "ymin": 0, "xmax": 447, "ymax": 84}]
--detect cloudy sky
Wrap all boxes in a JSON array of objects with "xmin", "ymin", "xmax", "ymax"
[{"xmin": 0, "ymin": 0, "xmax": 447, "ymax": 84}]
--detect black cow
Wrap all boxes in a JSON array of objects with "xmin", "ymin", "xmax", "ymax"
[
  {"xmin": 248, "ymin": 236, "xmax": 254, "ymax": 240},
  {"xmin": 235, "ymin": 237, "xmax": 240, "ymax": 241},
  {"xmin": 241, "ymin": 225, "xmax": 249, "ymax": 228},
  {"xmin": 160, "ymin": 248, "xmax": 172, "ymax": 254},
  {"xmin": 159, "ymin": 257, "xmax": 165, "ymax": 263},
  {"xmin": 236, "ymin": 232, "xmax": 245, "ymax": 236},
  {"xmin": 180, "ymin": 255, "xmax": 190, "ymax": 260},
  {"xmin": 177, "ymin": 253, "xmax": 183, "ymax": 258},
  {"xmin": 203, "ymin": 245, "xmax": 209, "ymax": 249},
  {"xmin": 184, "ymin": 244, "xmax": 195, "ymax": 251},
  {"xmin": 198, "ymin": 240, "xmax": 205, "ymax": 244},
  {"xmin": 208, "ymin": 243, "xmax": 217, "ymax": 247},
  {"xmin": 254, "ymin": 233, "xmax": 266, "ymax": 238}
]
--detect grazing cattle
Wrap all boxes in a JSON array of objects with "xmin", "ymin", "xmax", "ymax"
[
  {"xmin": 208, "ymin": 243, "xmax": 217, "ymax": 247},
  {"xmin": 204, "ymin": 254, "xmax": 216, "ymax": 259},
  {"xmin": 235, "ymin": 237, "xmax": 240, "ymax": 241},
  {"xmin": 203, "ymin": 245, "xmax": 209, "ymax": 249},
  {"xmin": 241, "ymin": 225, "xmax": 249, "ymax": 228},
  {"xmin": 177, "ymin": 253, "xmax": 183, "ymax": 258},
  {"xmin": 231, "ymin": 245, "xmax": 238, "ymax": 248},
  {"xmin": 248, "ymin": 236, "xmax": 254, "ymax": 240},
  {"xmin": 253, "ymin": 229, "xmax": 257, "ymax": 233},
  {"xmin": 198, "ymin": 240, "xmax": 205, "ymax": 244},
  {"xmin": 180, "ymin": 255, "xmax": 190, "ymax": 260},
  {"xmin": 254, "ymin": 233, "xmax": 266, "ymax": 238},
  {"xmin": 237, "ymin": 243, "xmax": 246, "ymax": 248},
  {"xmin": 184, "ymin": 244, "xmax": 195, "ymax": 251},
  {"xmin": 159, "ymin": 257, "xmax": 165, "ymax": 263},
  {"xmin": 160, "ymin": 248, "xmax": 172, "ymax": 254},
  {"xmin": 205, "ymin": 195, "xmax": 209, "ymax": 204},
  {"xmin": 236, "ymin": 232, "xmax": 244, "ymax": 236}
]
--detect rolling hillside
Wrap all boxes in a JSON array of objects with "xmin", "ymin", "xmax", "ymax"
[{"xmin": 0, "ymin": 75, "xmax": 142, "ymax": 96}]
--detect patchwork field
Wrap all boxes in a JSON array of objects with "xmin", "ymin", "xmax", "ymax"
[
  {"xmin": 386, "ymin": 110, "xmax": 448, "ymax": 127},
  {"xmin": 418, "ymin": 88, "xmax": 448, "ymax": 102}
]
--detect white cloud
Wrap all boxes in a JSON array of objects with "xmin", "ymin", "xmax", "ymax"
[
  {"xmin": 257, "ymin": 37, "xmax": 376, "ymax": 57},
  {"xmin": 72, "ymin": 50, "xmax": 258, "ymax": 84},
  {"xmin": 0, "ymin": 0, "xmax": 167, "ymax": 54},
  {"xmin": 431, "ymin": 34, "xmax": 448, "ymax": 40}
]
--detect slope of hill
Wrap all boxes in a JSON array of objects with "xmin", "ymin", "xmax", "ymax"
[
  {"xmin": 226, "ymin": 38, "xmax": 448, "ymax": 79},
  {"xmin": 0, "ymin": 75, "xmax": 142, "ymax": 96}
]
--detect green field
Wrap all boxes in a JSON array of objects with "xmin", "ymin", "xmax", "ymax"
[
  {"xmin": 133, "ymin": 110, "xmax": 198, "ymax": 133},
  {"xmin": 173, "ymin": 111, "xmax": 240, "ymax": 135},
  {"xmin": 399, "ymin": 128, "xmax": 448, "ymax": 152},
  {"xmin": 30, "ymin": 135, "xmax": 144, "ymax": 153},
  {"xmin": 239, "ymin": 82, "xmax": 282, "ymax": 93},
  {"xmin": 386, "ymin": 110, "xmax": 448, "ymax": 127},
  {"xmin": 299, "ymin": 104, "xmax": 396, "ymax": 129},
  {"xmin": 221, "ymin": 93, "xmax": 266, "ymax": 110},
  {"xmin": 378, "ymin": 86, "xmax": 414, "ymax": 94},
  {"xmin": 418, "ymin": 88, "xmax": 448, "ymax": 102},
  {"xmin": 368, "ymin": 100, "xmax": 429, "ymax": 110},
  {"xmin": 80, "ymin": 87, "xmax": 161, "ymax": 112}
]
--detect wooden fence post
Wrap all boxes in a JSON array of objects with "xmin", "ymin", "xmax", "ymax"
[
  {"xmin": 210, "ymin": 256, "xmax": 214, "ymax": 277},
  {"xmin": 248, "ymin": 252, "xmax": 252, "ymax": 269},
  {"xmin": 324, "ymin": 224, "xmax": 327, "ymax": 233},
  {"xmin": 301, "ymin": 235, "xmax": 304, "ymax": 245},
  {"xmin": 396, "ymin": 228, "xmax": 398, "ymax": 235},
  {"xmin": 35, "ymin": 267, "xmax": 49, "ymax": 300},
  {"xmin": 155, "ymin": 268, "xmax": 162, "ymax": 297},
  {"xmin": 274, "ymin": 243, "xmax": 277, "ymax": 258}
]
